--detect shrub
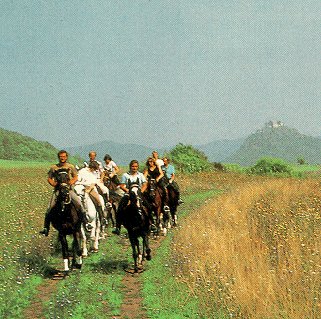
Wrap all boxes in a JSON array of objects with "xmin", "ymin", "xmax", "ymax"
[
  {"xmin": 165, "ymin": 143, "xmax": 212, "ymax": 174},
  {"xmin": 248, "ymin": 157, "xmax": 293, "ymax": 176},
  {"xmin": 212, "ymin": 162, "xmax": 226, "ymax": 171}
]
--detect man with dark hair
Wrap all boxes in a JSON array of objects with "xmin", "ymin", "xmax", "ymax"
[{"xmin": 39, "ymin": 150, "xmax": 91, "ymax": 236}]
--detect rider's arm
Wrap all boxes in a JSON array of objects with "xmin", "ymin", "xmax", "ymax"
[
  {"xmin": 47, "ymin": 177, "xmax": 57, "ymax": 188},
  {"xmin": 120, "ymin": 183, "xmax": 128, "ymax": 193},
  {"xmin": 156, "ymin": 165, "xmax": 164, "ymax": 182},
  {"xmin": 112, "ymin": 162, "xmax": 120, "ymax": 175},
  {"xmin": 141, "ymin": 182, "xmax": 147, "ymax": 193}
]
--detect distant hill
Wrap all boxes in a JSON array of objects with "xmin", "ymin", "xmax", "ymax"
[
  {"xmin": 0, "ymin": 127, "xmax": 59, "ymax": 161},
  {"xmin": 197, "ymin": 138, "xmax": 245, "ymax": 162},
  {"xmin": 225, "ymin": 124, "xmax": 321, "ymax": 165},
  {"xmin": 66, "ymin": 140, "xmax": 168, "ymax": 166},
  {"xmin": 0, "ymin": 127, "xmax": 82, "ymax": 163}
]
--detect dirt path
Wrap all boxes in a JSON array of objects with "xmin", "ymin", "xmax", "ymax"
[
  {"xmin": 112, "ymin": 233, "xmax": 164, "ymax": 319},
  {"xmin": 23, "ymin": 231, "xmax": 165, "ymax": 319},
  {"xmin": 23, "ymin": 276, "xmax": 58, "ymax": 319}
]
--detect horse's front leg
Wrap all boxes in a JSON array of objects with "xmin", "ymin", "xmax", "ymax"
[
  {"xmin": 129, "ymin": 235, "xmax": 139, "ymax": 273},
  {"xmin": 59, "ymin": 233, "xmax": 70, "ymax": 272},
  {"xmin": 81, "ymin": 227, "xmax": 88, "ymax": 257},
  {"xmin": 143, "ymin": 235, "xmax": 151, "ymax": 261},
  {"xmin": 71, "ymin": 232, "xmax": 83, "ymax": 269}
]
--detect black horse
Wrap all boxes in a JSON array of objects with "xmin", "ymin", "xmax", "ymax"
[
  {"xmin": 121, "ymin": 181, "xmax": 151, "ymax": 273},
  {"xmin": 49, "ymin": 170, "xmax": 83, "ymax": 273}
]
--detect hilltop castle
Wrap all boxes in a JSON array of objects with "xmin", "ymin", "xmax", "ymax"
[{"xmin": 265, "ymin": 120, "xmax": 284, "ymax": 128}]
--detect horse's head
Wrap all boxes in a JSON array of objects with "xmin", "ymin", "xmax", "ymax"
[
  {"xmin": 58, "ymin": 183, "xmax": 71, "ymax": 207},
  {"xmin": 54, "ymin": 169, "xmax": 72, "ymax": 206},
  {"xmin": 128, "ymin": 179, "xmax": 143, "ymax": 211}
]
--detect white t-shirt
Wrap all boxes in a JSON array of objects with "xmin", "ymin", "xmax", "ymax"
[
  {"xmin": 104, "ymin": 160, "xmax": 118, "ymax": 173},
  {"xmin": 155, "ymin": 158, "xmax": 164, "ymax": 167},
  {"xmin": 77, "ymin": 168, "xmax": 97, "ymax": 186}
]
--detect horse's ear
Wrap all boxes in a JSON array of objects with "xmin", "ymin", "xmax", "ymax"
[
  {"xmin": 128, "ymin": 179, "xmax": 131, "ymax": 187},
  {"xmin": 136, "ymin": 177, "xmax": 139, "ymax": 185}
]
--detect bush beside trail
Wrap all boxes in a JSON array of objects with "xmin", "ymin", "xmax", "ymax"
[
  {"xmin": 165, "ymin": 143, "xmax": 213, "ymax": 173},
  {"xmin": 247, "ymin": 157, "xmax": 293, "ymax": 176}
]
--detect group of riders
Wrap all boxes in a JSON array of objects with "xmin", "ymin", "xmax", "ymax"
[{"xmin": 39, "ymin": 150, "xmax": 183, "ymax": 237}]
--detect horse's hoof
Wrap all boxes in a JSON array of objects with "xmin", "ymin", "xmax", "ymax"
[{"xmin": 146, "ymin": 255, "xmax": 151, "ymax": 261}]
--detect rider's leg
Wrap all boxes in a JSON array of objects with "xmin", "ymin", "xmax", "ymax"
[
  {"xmin": 142, "ymin": 197, "xmax": 156, "ymax": 231},
  {"xmin": 89, "ymin": 190, "xmax": 105, "ymax": 225},
  {"xmin": 39, "ymin": 191, "xmax": 57, "ymax": 236},
  {"xmin": 97, "ymin": 182, "xmax": 112, "ymax": 209},
  {"xmin": 159, "ymin": 179, "xmax": 170, "ymax": 211},
  {"xmin": 171, "ymin": 181, "xmax": 183, "ymax": 204},
  {"xmin": 70, "ymin": 190, "xmax": 92, "ymax": 230},
  {"xmin": 112, "ymin": 194, "xmax": 129, "ymax": 235}
]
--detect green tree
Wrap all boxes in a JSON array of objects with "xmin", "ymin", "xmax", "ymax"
[{"xmin": 165, "ymin": 143, "xmax": 212, "ymax": 173}]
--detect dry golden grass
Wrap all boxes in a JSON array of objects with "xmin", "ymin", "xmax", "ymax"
[{"xmin": 174, "ymin": 173, "xmax": 321, "ymax": 319}]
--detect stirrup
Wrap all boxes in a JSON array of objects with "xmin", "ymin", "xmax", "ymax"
[{"xmin": 164, "ymin": 205, "xmax": 170, "ymax": 212}]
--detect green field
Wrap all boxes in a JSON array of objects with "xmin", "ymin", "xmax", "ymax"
[{"xmin": 0, "ymin": 161, "xmax": 320, "ymax": 319}]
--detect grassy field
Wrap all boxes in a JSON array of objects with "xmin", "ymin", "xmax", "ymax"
[
  {"xmin": 174, "ymin": 173, "xmax": 321, "ymax": 318},
  {"xmin": 0, "ymin": 161, "xmax": 320, "ymax": 318}
]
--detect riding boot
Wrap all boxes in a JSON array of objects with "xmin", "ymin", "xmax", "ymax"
[
  {"xmin": 148, "ymin": 212, "xmax": 157, "ymax": 232},
  {"xmin": 39, "ymin": 210, "xmax": 50, "ymax": 236},
  {"xmin": 97, "ymin": 205, "xmax": 107, "ymax": 229}
]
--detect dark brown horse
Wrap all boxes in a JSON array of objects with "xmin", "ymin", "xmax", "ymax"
[
  {"xmin": 50, "ymin": 180, "xmax": 83, "ymax": 273},
  {"xmin": 102, "ymin": 172, "xmax": 124, "ymax": 228},
  {"xmin": 122, "ymin": 181, "xmax": 151, "ymax": 272},
  {"xmin": 144, "ymin": 178, "xmax": 170, "ymax": 236},
  {"xmin": 166, "ymin": 183, "xmax": 179, "ymax": 227}
]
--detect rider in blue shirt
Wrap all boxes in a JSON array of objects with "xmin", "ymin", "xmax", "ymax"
[{"xmin": 162, "ymin": 157, "xmax": 183, "ymax": 205}]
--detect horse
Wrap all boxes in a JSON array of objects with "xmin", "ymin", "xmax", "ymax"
[
  {"xmin": 121, "ymin": 181, "xmax": 151, "ymax": 273},
  {"xmin": 166, "ymin": 182, "xmax": 179, "ymax": 227},
  {"xmin": 102, "ymin": 172, "xmax": 124, "ymax": 228},
  {"xmin": 49, "ymin": 171, "xmax": 83, "ymax": 273},
  {"xmin": 144, "ymin": 178, "xmax": 170, "ymax": 236},
  {"xmin": 74, "ymin": 183, "xmax": 101, "ymax": 255}
]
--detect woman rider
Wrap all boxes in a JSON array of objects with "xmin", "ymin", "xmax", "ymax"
[{"xmin": 143, "ymin": 157, "xmax": 170, "ymax": 213}]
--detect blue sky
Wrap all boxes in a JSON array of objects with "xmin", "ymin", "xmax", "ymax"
[{"xmin": 1, "ymin": 0, "xmax": 320, "ymax": 148}]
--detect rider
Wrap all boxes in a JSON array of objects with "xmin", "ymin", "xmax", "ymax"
[
  {"xmin": 84, "ymin": 151, "xmax": 110, "ymax": 209},
  {"xmin": 39, "ymin": 150, "xmax": 91, "ymax": 236},
  {"xmin": 112, "ymin": 160, "xmax": 149, "ymax": 235},
  {"xmin": 152, "ymin": 150, "xmax": 164, "ymax": 167},
  {"xmin": 162, "ymin": 156, "xmax": 183, "ymax": 205},
  {"xmin": 144, "ymin": 157, "xmax": 170, "ymax": 213},
  {"xmin": 101, "ymin": 154, "xmax": 121, "ymax": 186},
  {"xmin": 77, "ymin": 161, "xmax": 105, "ymax": 226}
]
